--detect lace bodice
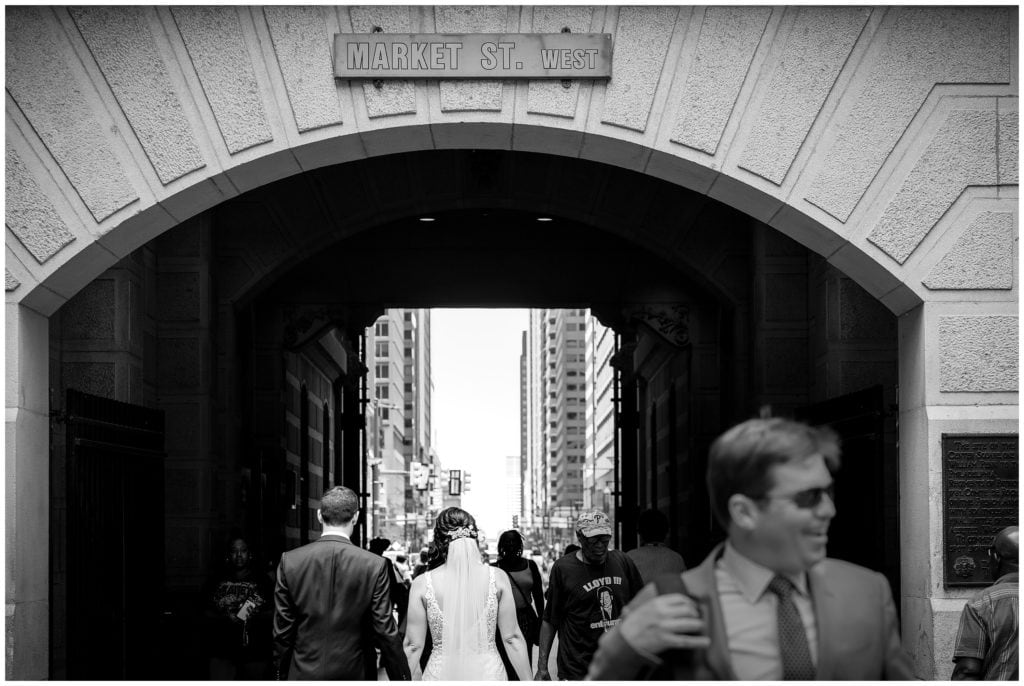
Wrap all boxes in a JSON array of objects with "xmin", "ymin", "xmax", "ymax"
[{"xmin": 424, "ymin": 566, "xmax": 499, "ymax": 652}]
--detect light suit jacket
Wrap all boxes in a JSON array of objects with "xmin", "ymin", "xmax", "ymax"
[{"xmin": 588, "ymin": 543, "xmax": 915, "ymax": 680}]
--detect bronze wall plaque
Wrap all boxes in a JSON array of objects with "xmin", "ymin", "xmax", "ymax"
[{"xmin": 943, "ymin": 434, "xmax": 1018, "ymax": 586}]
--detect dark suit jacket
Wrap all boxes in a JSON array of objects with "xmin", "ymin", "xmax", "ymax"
[
  {"xmin": 272, "ymin": 534, "xmax": 411, "ymax": 680},
  {"xmin": 589, "ymin": 544, "xmax": 915, "ymax": 680}
]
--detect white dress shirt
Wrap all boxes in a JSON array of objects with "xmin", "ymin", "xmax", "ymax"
[{"xmin": 715, "ymin": 542, "xmax": 818, "ymax": 680}]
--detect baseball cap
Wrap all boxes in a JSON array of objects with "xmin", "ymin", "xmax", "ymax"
[{"xmin": 576, "ymin": 510, "xmax": 612, "ymax": 537}]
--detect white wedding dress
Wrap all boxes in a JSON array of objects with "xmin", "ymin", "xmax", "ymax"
[{"xmin": 421, "ymin": 540, "xmax": 506, "ymax": 681}]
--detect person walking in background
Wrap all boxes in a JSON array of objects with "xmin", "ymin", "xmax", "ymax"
[
  {"xmin": 535, "ymin": 510, "xmax": 644, "ymax": 681},
  {"xmin": 395, "ymin": 554, "xmax": 413, "ymax": 585},
  {"xmin": 952, "ymin": 525, "xmax": 1018, "ymax": 680},
  {"xmin": 369, "ymin": 537, "xmax": 410, "ymax": 633},
  {"xmin": 588, "ymin": 417, "xmax": 913, "ymax": 680},
  {"xmin": 204, "ymin": 536, "xmax": 273, "ymax": 679},
  {"xmin": 272, "ymin": 486, "xmax": 410, "ymax": 680},
  {"xmin": 413, "ymin": 546, "xmax": 432, "ymax": 579},
  {"xmin": 627, "ymin": 509, "xmax": 686, "ymax": 583},
  {"xmin": 493, "ymin": 530, "xmax": 545, "ymax": 677},
  {"xmin": 403, "ymin": 507, "xmax": 533, "ymax": 680}
]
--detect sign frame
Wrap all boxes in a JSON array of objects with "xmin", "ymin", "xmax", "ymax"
[
  {"xmin": 941, "ymin": 433, "xmax": 1019, "ymax": 587},
  {"xmin": 334, "ymin": 33, "xmax": 613, "ymax": 80}
]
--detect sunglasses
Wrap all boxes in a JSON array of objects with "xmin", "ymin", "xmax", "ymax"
[{"xmin": 759, "ymin": 484, "xmax": 835, "ymax": 509}]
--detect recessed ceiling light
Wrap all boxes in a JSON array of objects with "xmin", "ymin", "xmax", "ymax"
[
  {"xmin": 536, "ymin": 217, "xmax": 553, "ymax": 222},
  {"xmin": 419, "ymin": 217, "xmax": 435, "ymax": 222}
]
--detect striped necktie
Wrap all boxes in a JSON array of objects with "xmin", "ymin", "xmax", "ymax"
[{"xmin": 767, "ymin": 575, "xmax": 816, "ymax": 680}]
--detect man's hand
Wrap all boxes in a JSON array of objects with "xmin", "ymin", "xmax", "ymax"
[
  {"xmin": 619, "ymin": 593, "xmax": 710, "ymax": 655},
  {"xmin": 535, "ymin": 665, "xmax": 551, "ymax": 681}
]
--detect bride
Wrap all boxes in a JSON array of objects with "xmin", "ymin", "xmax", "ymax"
[{"xmin": 404, "ymin": 507, "xmax": 533, "ymax": 680}]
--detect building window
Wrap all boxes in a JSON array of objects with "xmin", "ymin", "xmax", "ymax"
[
  {"xmin": 375, "ymin": 342, "xmax": 389, "ymax": 357},
  {"xmin": 376, "ymin": 364, "xmax": 389, "ymax": 378},
  {"xmin": 404, "ymin": 347, "xmax": 413, "ymax": 357},
  {"xmin": 376, "ymin": 385, "xmax": 389, "ymax": 399},
  {"xmin": 375, "ymin": 321, "xmax": 388, "ymax": 336},
  {"xmin": 380, "ymin": 408, "xmax": 390, "ymax": 421}
]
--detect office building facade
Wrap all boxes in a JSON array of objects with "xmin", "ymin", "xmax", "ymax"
[{"xmin": 367, "ymin": 308, "xmax": 436, "ymax": 548}]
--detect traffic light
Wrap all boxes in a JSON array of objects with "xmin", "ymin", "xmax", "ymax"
[
  {"xmin": 512, "ymin": 514, "xmax": 519, "ymax": 528},
  {"xmin": 448, "ymin": 469, "xmax": 462, "ymax": 496},
  {"xmin": 463, "ymin": 471, "xmax": 472, "ymax": 493},
  {"xmin": 410, "ymin": 462, "xmax": 429, "ymax": 490}
]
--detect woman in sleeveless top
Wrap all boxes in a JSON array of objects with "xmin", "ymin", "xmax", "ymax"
[
  {"xmin": 492, "ymin": 530, "xmax": 544, "ymax": 677},
  {"xmin": 403, "ymin": 507, "xmax": 533, "ymax": 681}
]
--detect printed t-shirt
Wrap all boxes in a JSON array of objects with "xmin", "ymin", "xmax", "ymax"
[{"xmin": 543, "ymin": 549, "xmax": 644, "ymax": 680}]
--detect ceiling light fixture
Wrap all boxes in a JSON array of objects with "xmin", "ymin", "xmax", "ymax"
[
  {"xmin": 536, "ymin": 217, "xmax": 553, "ymax": 222},
  {"xmin": 419, "ymin": 217, "xmax": 435, "ymax": 222}
]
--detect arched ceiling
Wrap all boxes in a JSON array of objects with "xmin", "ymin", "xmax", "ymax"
[
  {"xmin": 265, "ymin": 207, "xmax": 712, "ymax": 310},
  {"xmin": 217, "ymin": 149, "xmax": 761, "ymax": 315}
]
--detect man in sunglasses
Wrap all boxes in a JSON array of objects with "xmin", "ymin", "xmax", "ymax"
[{"xmin": 587, "ymin": 417, "xmax": 913, "ymax": 680}]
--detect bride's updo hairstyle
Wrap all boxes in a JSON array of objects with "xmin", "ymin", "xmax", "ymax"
[{"xmin": 430, "ymin": 507, "xmax": 479, "ymax": 565}]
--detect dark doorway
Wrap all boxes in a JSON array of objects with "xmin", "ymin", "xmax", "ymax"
[
  {"xmin": 64, "ymin": 389, "xmax": 165, "ymax": 679},
  {"xmin": 797, "ymin": 385, "xmax": 900, "ymax": 601}
]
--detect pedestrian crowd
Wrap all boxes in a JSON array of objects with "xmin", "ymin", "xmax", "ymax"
[{"xmin": 202, "ymin": 417, "xmax": 1016, "ymax": 681}]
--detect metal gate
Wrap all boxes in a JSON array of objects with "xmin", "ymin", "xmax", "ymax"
[{"xmin": 65, "ymin": 389, "xmax": 165, "ymax": 679}]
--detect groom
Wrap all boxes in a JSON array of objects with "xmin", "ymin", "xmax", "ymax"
[{"xmin": 272, "ymin": 486, "xmax": 411, "ymax": 680}]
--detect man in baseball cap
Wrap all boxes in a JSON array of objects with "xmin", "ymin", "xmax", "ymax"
[{"xmin": 535, "ymin": 509, "xmax": 644, "ymax": 680}]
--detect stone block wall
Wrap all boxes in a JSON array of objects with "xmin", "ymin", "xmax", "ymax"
[
  {"xmin": 153, "ymin": 215, "xmax": 218, "ymax": 592},
  {"xmin": 752, "ymin": 224, "xmax": 811, "ymax": 416}
]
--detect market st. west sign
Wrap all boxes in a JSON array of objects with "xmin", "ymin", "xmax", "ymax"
[{"xmin": 334, "ymin": 33, "xmax": 612, "ymax": 80}]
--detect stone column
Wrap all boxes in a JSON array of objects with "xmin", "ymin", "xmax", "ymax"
[
  {"xmin": 5, "ymin": 303, "xmax": 50, "ymax": 679},
  {"xmin": 898, "ymin": 301, "xmax": 1018, "ymax": 679}
]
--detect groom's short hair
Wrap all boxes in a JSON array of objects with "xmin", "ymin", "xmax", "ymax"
[{"xmin": 320, "ymin": 486, "xmax": 359, "ymax": 525}]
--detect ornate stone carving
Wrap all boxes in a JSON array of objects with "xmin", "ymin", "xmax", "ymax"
[
  {"xmin": 624, "ymin": 303, "xmax": 691, "ymax": 348},
  {"xmin": 281, "ymin": 305, "xmax": 349, "ymax": 350}
]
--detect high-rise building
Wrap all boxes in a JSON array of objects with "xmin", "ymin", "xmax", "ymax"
[
  {"xmin": 523, "ymin": 309, "xmax": 614, "ymax": 545},
  {"xmin": 523, "ymin": 309, "xmax": 588, "ymax": 542},
  {"xmin": 519, "ymin": 331, "xmax": 529, "ymax": 526},
  {"xmin": 584, "ymin": 312, "xmax": 615, "ymax": 515},
  {"xmin": 367, "ymin": 308, "xmax": 435, "ymax": 548},
  {"xmin": 506, "ymin": 455, "xmax": 523, "ymax": 529}
]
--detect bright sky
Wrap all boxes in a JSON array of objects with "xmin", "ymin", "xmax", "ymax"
[{"xmin": 431, "ymin": 308, "xmax": 528, "ymax": 539}]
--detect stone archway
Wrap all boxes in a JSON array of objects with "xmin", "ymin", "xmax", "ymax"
[{"xmin": 6, "ymin": 6, "xmax": 1017, "ymax": 679}]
